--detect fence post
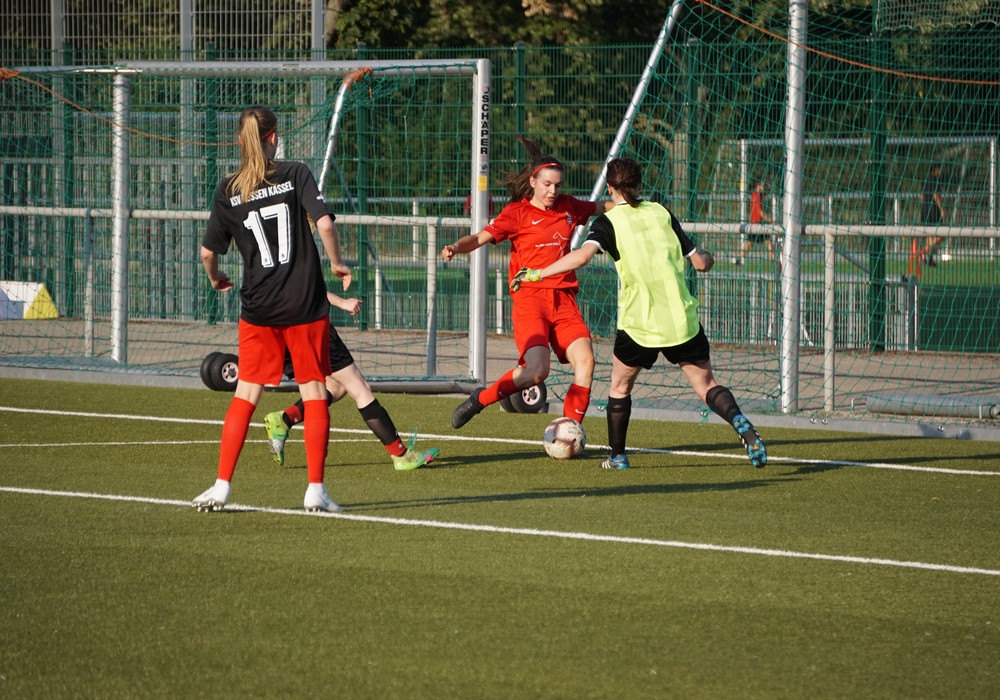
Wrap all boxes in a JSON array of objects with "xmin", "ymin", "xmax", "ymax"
[
  {"xmin": 866, "ymin": 34, "xmax": 889, "ymax": 352},
  {"xmin": 426, "ymin": 224, "xmax": 438, "ymax": 376},
  {"xmin": 84, "ymin": 210, "xmax": 95, "ymax": 357},
  {"xmin": 823, "ymin": 229, "xmax": 836, "ymax": 412}
]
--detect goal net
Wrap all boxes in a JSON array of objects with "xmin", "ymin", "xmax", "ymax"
[
  {"xmin": 573, "ymin": 3, "xmax": 999, "ymax": 428},
  {"xmin": 0, "ymin": 59, "xmax": 490, "ymax": 389}
]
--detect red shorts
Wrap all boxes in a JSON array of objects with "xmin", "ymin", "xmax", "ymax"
[
  {"xmin": 238, "ymin": 316, "xmax": 331, "ymax": 385},
  {"xmin": 511, "ymin": 287, "xmax": 591, "ymax": 365}
]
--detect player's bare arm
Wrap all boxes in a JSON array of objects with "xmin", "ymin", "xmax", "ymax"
[
  {"xmin": 200, "ymin": 246, "xmax": 232, "ymax": 291},
  {"xmin": 317, "ymin": 215, "xmax": 352, "ymax": 290},
  {"xmin": 327, "ymin": 292, "xmax": 362, "ymax": 315},
  {"xmin": 441, "ymin": 229, "xmax": 493, "ymax": 262}
]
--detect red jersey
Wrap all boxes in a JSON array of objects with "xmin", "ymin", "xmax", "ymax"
[
  {"xmin": 750, "ymin": 191, "xmax": 765, "ymax": 223},
  {"xmin": 484, "ymin": 195, "xmax": 598, "ymax": 290}
]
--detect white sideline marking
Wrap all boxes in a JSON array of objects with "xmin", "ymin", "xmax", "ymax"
[
  {"xmin": 0, "ymin": 439, "xmax": 382, "ymax": 448},
  {"xmin": 1, "ymin": 485, "xmax": 997, "ymax": 577},
  {"xmin": 1, "ymin": 405, "xmax": 996, "ymax": 476}
]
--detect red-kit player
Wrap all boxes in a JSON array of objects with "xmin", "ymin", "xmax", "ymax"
[{"xmin": 441, "ymin": 136, "xmax": 613, "ymax": 435}]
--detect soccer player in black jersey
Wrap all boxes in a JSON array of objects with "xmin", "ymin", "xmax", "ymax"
[
  {"xmin": 192, "ymin": 105, "xmax": 351, "ymax": 513},
  {"xmin": 513, "ymin": 157, "xmax": 766, "ymax": 470}
]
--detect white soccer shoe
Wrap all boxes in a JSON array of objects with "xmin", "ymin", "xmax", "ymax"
[
  {"xmin": 303, "ymin": 483, "xmax": 342, "ymax": 514},
  {"xmin": 192, "ymin": 479, "xmax": 230, "ymax": 512}
]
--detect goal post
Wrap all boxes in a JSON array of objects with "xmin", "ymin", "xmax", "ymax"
[{"xmin": 0, "ymin": 59, "xmax": 491, "ymax": 390}]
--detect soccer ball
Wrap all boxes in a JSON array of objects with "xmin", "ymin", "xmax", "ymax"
[{"xmin": 543, "ymin": 417, "xmax": 586, "ymax": 460}]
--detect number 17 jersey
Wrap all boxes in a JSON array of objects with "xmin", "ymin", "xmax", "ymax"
[{"xmin": 203, "ymin": 160, "xmax": 333, "ymax": 326}]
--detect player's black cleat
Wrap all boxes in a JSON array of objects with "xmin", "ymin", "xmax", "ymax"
[{"xmin": 451, "ymin": 388, "xmax": 485, "ymax": 429}]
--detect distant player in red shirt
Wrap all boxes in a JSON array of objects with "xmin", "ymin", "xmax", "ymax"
[
  {"xmin": 193, "ymin": 105, "xmax": 351, "ymax": 514},
  {"xmin": 736, "ymin": 180, "xmax": 776, "ymax": 265},
  {"xmin": 442, "ymin": 137, "xmax": 613, "ymax": 433}
]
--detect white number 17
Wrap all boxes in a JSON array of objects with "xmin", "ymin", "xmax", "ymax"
[{"xmin": 243, "ymin": 203, "xmax": 291, "ymax": 268}]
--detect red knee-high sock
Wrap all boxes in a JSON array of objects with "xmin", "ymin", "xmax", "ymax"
[
  {"xmin": 303, "ymin": 399, "xmax": 330, "ymax": 484},
  {"xmin": 478, "ymin": 369, "xmax": 518, "ymax": 406},
  {"xmin": 562, "ymin": 383, "xmax": 591, "ymax": 423},
  {"xmin": 217, "ymin": 397, "xmax": 256, "ymax": 482}
]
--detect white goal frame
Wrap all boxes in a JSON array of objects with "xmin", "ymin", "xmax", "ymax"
[{"xmin": 3, "ymin": 59, "xmax": 492, "ymax": 387}]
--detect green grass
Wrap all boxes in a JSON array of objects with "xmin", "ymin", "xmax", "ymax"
[{"xmin": 1, "ymin": 378, "xmax": 998, "ymax": 698}]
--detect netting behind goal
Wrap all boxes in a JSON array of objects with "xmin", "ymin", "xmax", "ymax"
[
  {"xmin": 569, "ymin": 3, "xmax": 999, "ymax": 428},
  {"xmin": 0, "ymin": 60, "xmax": 487, "ymax": 386}
]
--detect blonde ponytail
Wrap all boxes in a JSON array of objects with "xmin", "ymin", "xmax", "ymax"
[{"xmin": 229, "ymin": 106, "xmax": 277, "ymax": 203}]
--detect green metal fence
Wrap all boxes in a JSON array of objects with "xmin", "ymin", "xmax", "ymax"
[{"xmin": 2, "ymin": 22, "xmax": 998, "ymax": 429}]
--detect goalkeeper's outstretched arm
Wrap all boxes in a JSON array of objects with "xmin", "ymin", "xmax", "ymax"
[{"xmin": 441, "ymin": 229, "xmax": 494, "ymax": 262}]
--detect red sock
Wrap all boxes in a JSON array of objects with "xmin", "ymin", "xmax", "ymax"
[
  {"xmin": 217, "ymin": 397, "xmax": 255, "ymax": 482},
  {"xmin": 384, "ymin": 438, "xmax": 406, "ymax": 457},
  {"xmin": 563, "ymin": 383, "xmax": 591, "ymax": 423},
  {"xmin": 285, "ymin": 404, "xmax": 303, "ymax": 426},
  {"xmin": 479, "ymin": 369, "xmax": 518, "ymax": 406},
  {"xmin": 303, "ymin": 399, "xmax": 329, "ymax": 483}
]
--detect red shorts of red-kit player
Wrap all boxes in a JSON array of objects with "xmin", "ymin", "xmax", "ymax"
[
  {"xmin": 511, "ymin": 287, "xmax": 591, "ymax": 365},
  {"xmin": 237, "ymin": 316, "xmax": 331, "ymax": 385}
]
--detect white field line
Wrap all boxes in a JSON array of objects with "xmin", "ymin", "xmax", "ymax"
[
  {"xmin": 1, "ymin": 485, "xmax": 998, "ymax": 577},
  {"xmin": 0, "ymin": 439, "xmax": 382, "ymax": 448},
  {"xmin": 0, "ymin": 405, "xmax": 996, "ymax": 476}
]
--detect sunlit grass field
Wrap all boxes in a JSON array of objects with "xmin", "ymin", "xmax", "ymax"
[{"xmin": 1, "ymin": 378, "xmax": 998, "ymax": 698}]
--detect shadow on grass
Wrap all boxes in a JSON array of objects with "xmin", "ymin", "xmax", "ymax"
[
  {"xmin": 351, "ymin": 476, "xmax": 796, "ymax": 510},
  {"xmin": 667, "ymin": 433, "xmax": 1000, "ymax": 470}
]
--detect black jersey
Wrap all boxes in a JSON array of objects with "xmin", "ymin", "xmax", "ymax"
[{"xmin": 203, "ymin": 161, "xmax": 333, "ymax": 326}]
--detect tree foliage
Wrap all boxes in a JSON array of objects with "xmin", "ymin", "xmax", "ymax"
[{"xmin": 326, "ymin": 0, "xmax": 680, "ymax": 48}]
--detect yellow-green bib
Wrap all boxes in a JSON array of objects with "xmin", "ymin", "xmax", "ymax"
[{"xmin": 605, "ymin": 202, "xmax": 700, "ymax": 347}]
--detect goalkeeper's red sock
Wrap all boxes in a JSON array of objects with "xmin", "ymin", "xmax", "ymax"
[
  {"xmin": 479, "ymin": 369, "xmax": 518, "ymax": 406},
  {"xmin": 217, "ymin": 397, "xmax": 255, "ymax": 482},
  {"xmin": 303, "ymin": 399, "xmax": 329, "ymax": 484}
]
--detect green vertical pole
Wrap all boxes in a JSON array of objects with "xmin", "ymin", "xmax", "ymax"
[
  {"xmin": 355, "ymin": 42, "xmax": 370, "ymax": 331},
  {"xmin": 62, "ymin": 43, "xmax": 77, "ymax": 317},
  {"xmin": 204, "ymin": 42, "xmax": 219, "ymax": 325},
  {"xmin": 866, "ymin": 35, "xmax": 888, "ymax": 351},
  {"xmin": 685, "ymin": 37, "xmax": 701, "ymax": 296},
  {"xmin": 515, "ymin": 41, "xmax": 526, "ymax": 148}
]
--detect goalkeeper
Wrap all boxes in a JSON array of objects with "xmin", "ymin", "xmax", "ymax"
[
  {"xmin": 442, "ymin": 136, "xmax": 613, "ymax": 431},
  {"xmin": 511, "ymin": 157, "xmax": 767, "ymax": 470}
]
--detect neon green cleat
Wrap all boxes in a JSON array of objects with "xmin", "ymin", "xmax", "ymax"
[
  {"xmin": 264, "ymin": 411, "xmax": 289, "ymax": 466},
  {"xmin": 392, "ymin": 447, "xmax": 440, "ymax": 471},
  {"xmin": 392, "ymin": 430, "xmax": 439, "ymax": 471}
]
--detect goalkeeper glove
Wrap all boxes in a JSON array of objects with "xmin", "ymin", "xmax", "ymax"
[{"xmin": 510, "ymin": 267, "xmax": 541, "ymax": 292}]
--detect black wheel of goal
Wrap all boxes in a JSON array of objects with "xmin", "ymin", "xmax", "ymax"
[
  {"xmin": 210, "ymin": 352, "xmax": 239, "ymax": 392},
  {"xmin": 502, "ymin": 382, "xmax": 547, "ymax": 414},
  {"xmin": 200, "ymin": 352, "xmax": 223, "ymax": 390}
]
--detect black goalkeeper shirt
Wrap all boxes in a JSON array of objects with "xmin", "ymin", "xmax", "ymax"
[{"xmin": 203, "ymin": 160, "xmax": 333, "ymax": 326}]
